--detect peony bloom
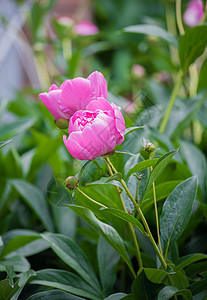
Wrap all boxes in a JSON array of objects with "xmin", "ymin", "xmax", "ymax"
[
  {"xmin": 39, "ymin": 71, "xmax": 107, "ymax": 121},
  {"xmin": 74, "ymin": 21, "xmax": 99, "ymax": 36},
  {"xmin": 63, "ymin": 98, "xmax": 125, "ymax": 160},
  {"xmin": 183, "ymin": 0, "xmax": 204, "ymax": 27}
]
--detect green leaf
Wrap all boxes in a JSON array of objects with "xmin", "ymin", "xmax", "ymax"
[
  {"xmin": 123, "ymin": 24, "xmax": 178, "ymax": 47},
  {"xmin": 1, "ymin": 229, "xmax": 48, "ymax": 257},
  {"xmin": 0, "ymin": 235, "xmax": 41, "ymax": 259},
  {"xmin": 0, "ymin": 255, "xmax": 30, "ymax": 272},
  {"xmin": 143, "ymin": 149, "xmax": 178, "ymax": 200},
  {"xmin": 158, "ymin": 286, "xmax": 193, "ymax": 300},
  {"xmin": 97, "ymin": 237, "xmax": 120, "ymax": 297},
  {"xmin": 124, "ymin": 269, "xmax": 164, "ymax": 300},
  {"xmin": 175, "ymin": 253, "xmax": 207, "ymax": 272},
  {"xmin": 160, "ymin": 176, "xmax": 198, "ymax": 256},
  {"xmin": 88, "ymin": 173, "xmax": 123, "ymax": 189},
  {"xmin": 104, "ymin": 293, "xmax": 127, "ymax": 300},
  {"xmin": 0, "ymin": 139, "xmax": 12, "ymax": 149},
  {"xmin": 100, "ymin": 208, "xmax": 146, "ymax": 236},
  {"xmin": 142, "ymin": 268, "xmax": 172, "ymax": 284},
  {"xmin": 0, "ymin": 279, "xmax": 19, "ymax": 300},
  {"xmin": 30, "ymin": 269, "xmax": 102, "ymax": 300},
  {"xmin": 179, "ymin": 26, "xmax": 207, "ymax": 71},
  {"xmin": 27, "ymin": 290, "xmax": 84, "ymax": 300},
  {"xmin": 189, "ymin": 278, "xmax": 207, "ymax": 296},
  {"xmin": 0, "ymin": 117, "xmax": 36, "ymax": 140},
  {"xmin": 141, "ymin": 180, "xmax": 182, "ymax": 211},
  {"xmin": 180, "ymin": 141, "xmax": 207, "ymax": 200},
  {"xmin": 126, "ymin": 158, "xmax": 159, "ymax": 178},
  {"xmin": 10, "ymin": 179, "xmax": 54, "ymax": 232},
  {"xmin": 124, "ymin": 126, "xmax": 145, "ymax": 137},
  {"xmin": 41, "ymin": 232, "xmax": 102, "ymax": 295},
  {"xmin": 67, "ymin": 205, "xmax": 135, "ymax": 277}
]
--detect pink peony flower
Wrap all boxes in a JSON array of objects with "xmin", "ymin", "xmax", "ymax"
[
  {"xmin": 63, "ymin": 98, "xmax": 125, "ymax": 160},
  {"xmin": 183, "ymin": 0, "xmax": 204, "ymax": 27},
  {"xmin": 39, "ymin": 71, "xmax": 107, "ymax": 121},
  {"xmin": 74, "ymin": 21, "xmax": 99, "ymax": 36}
]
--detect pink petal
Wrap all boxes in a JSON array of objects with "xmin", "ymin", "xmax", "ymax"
[
  {"xmin": 111, "ymin": 103, "xmax": 125, "ymax": 144},
  {"xmin": 49, "ymin": 84, "xmax": 60, "ymax": 92},
  {"xmin": 86, "ymin": 97, "xmax": 112, "ymax": 112},
  {"xmin": 39, "ymin": 90, "xmax": 69, "ymax": 119},
  {"xmin": 183, "ymin": 0, "xmax": 204, "ymax": 27},
  {"xmin": 87, "ymin": 71, "xmax": 108, "ymax": 99},
  {"xmin": 59, "ymin": 77, "xmax": 95, "ymax": 116},
  {"xmin": 63, "ymin": 134, "xmax": 92, "ymax": 160}
]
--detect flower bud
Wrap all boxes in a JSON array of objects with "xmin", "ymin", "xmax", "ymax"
[
  {"xmin": 54, "ymin": 118, "xmax": 69, "ymax": 130},
  {"xmin": 65, "ymin": 176, "xmax": 79, "ymax": 190},
  {"xmin": 145, "ymin": 142, "xmax": 155, "ymax": 153},
  {"xmin": 132, "ymin": 64, "xmax": 146, "ymax": 79}
]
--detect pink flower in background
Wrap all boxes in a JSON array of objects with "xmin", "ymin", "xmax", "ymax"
[
  {"xmin": 74, "ymin": 21, "xmax": 99, "ymax": 36},
  {"xmin": 39, "ymin": 71, "xmax": 107, "ymax": 121},
  {"xmin": 63, "ymin": 98, "xmax": 125, "ymax": 160},
  {"xmin": 183, "ymin": 0, "xmax": 204, "ymax": 27}
]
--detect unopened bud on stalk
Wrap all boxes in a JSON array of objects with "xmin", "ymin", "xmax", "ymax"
[
  {"xmin": 65, "ymin": 176, "xmax": 79, "ymax": 190},
  {"xmin": 145, "ymin": 142, "xmax": 155, "ymax": 153},
  {"xmin": 54, "ymin": 118, "xmax": 69, "ymax": 129}
]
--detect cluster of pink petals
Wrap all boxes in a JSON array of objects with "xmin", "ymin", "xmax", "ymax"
[
  {"xmin": 64, "ymin": 98, "xmax": 125, "ymax": 160},
  {"xmin": 183, "ymin": 0, "xmax": 204, "ymax": 27},
  {"xmin": 39, "ymin": 71, "xmax": 125, "ymax": 160},
  {"xmin": 39, "ymin": 71, "xmax": 107, "ymax": 120}
]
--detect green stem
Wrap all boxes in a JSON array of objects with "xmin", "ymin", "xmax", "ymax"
[
  {"xmin": 150, "ymin": 159, "xmax": 163, "ymax": 255},
  {"xmin": 159, "ymin": 69, "xmax": 183, "ymax": 133},
  {"xmin": 103, "ymin": 157, "xmax": 143, "ymax": 269},
  {"xmin": 76, "ymin": 188, "xmax": 107, "ymax": 208},
  {"xmin": 105, "ymin": 157, "xmax": 167, "ymax": 269},
  {"xmin": 176, "ymin": 0, "xmax": 185, "ymax": 35}
]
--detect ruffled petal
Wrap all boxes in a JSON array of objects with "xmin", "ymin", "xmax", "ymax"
[
  {"xmin": 86, "ymin": 97, "xmax": 112, "ymax": 112},
  {"xmin": 87, "ymin": 71, "xmax": 108, "ymax": 99}
]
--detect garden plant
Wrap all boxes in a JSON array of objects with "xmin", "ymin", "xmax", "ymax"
[{"xmin": 0, "ymin": 0, "xmax": 207, "ymax": 299}]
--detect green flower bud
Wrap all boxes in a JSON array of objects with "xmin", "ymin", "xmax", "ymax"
[
  {"xmin": 65, "ymin": 176, "xmax": 79, "ymax": 190},
  {"xmin": 144, "ymin": 142, "xmax": 155, "ymax": 153},
  {"xmin": 54, "ymin": 118, "xmax": 69, "ymax": 130}
]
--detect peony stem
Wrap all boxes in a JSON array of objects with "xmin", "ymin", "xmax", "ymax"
[
  {"xmin": 176, "ymin": 0, "xmax": 185, "ymax": 35},
  {"xmin": 76, "ymin": 188, "xmax": 107, "ymax": 208},
  {"xmin": 159, "ymin": 69, "xmax": 183, "ymax": 133},
  {"xmin": 103, "ymin": 157, "xmax": 143, "ymax": 269},
  {"xmin": 105, "ymin": 157, "xmax": 167, "ymax": 269},
  {"xmin": 150, "ymin": 157, "xmax": 163, "ymax": 256}
]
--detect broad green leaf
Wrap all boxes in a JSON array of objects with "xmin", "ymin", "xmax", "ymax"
[
  {"xmin": 100, "ymin": 208, "xmax": 146, "ymax": 236},
  {"xmin": 180, "ymin": 141, "xmax": 207, "ymax": 200},
  {"xmin": 88, "ymin": 173, "xmax": 123, "ymax": 189},
  {"xmin": 141, "ymin": 180, "xmax": 182, "ymax": 211},
  {"xmin": 0, "ymin": 235, "xmax": 41, "ymax": 259},
  {"xmin": 67, "ymin": 205, "xmax": 135, "ymax": 277},
  {"xmin": 175, "ymin": 253, "xmax": 207, "ymax": 272},
  {"xmin": 124, "ymin": 126, "xmax": 145, "ymax": 137},
  {"xmin": 12, "ymin": 269, "xmax": 36, "ymax": 300},
  {"xmin": 10, "ymin": 179, "xmax": 54, "ymax": 232},
  {"xmin": 0, "ymin": 279, "xmax": 19, "ymax": 300},
  {"xmin": 189, "ymin": 278, "xmax": 207, "ymax": 296},
  {"xmin": 0, "ymin": 117, "xmax": 36, "ymax": 140},
  {"xmin": 27, "ymin": 290, "xmax": 84, "ymax": 300},
  {"xmin": 126, "ymin": 158, "xmax": 158, "ymax": 178},
  {"xmin": 158, "ymin": 286, "xmax": 193, "ymax": 300},
  {"xmin": 104, "ymin": 293, "xmax": 127, "ymax": 300},
  {"xmin": 0, "ymin": 255, "xmax": 30, "ymax": 272},
  {"xmin": 179, "ymin": 26, "xmax": 207, "ymax": 71},
  {"xmin": 143, "ymin": 149, "xmax": 178, "ymax": 200},
  {"xmin": 30, "ymin": 269, "xmax": 102, "ymax": 300},
  {"xmin": 0, "ymin": 139, "xmax": 12, "ymax": 149},
  {"xmin": 97, "ymin": 237, "xmax": 120, "ymax": 297},
  {"xmin": 41, "ymin": 233, "xmax": 102, "ymax": 295},
  {"xmin": 122, "ymin": 269, "xmax": 164, "ymax": 300},
  {"xmin": 1, "ymin": 229, "xmax": 48, "ymax": 257},
  {"xmin": 160, "ymin": 176, "xmax": 198, "ymax": 257},
  {"xmin": 123, "ymin": 24, "xmax": 178, "ymax": 48},
  {"xmin": 142, "ymin": 268, "xmax": 172, "ymax": 284}
]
